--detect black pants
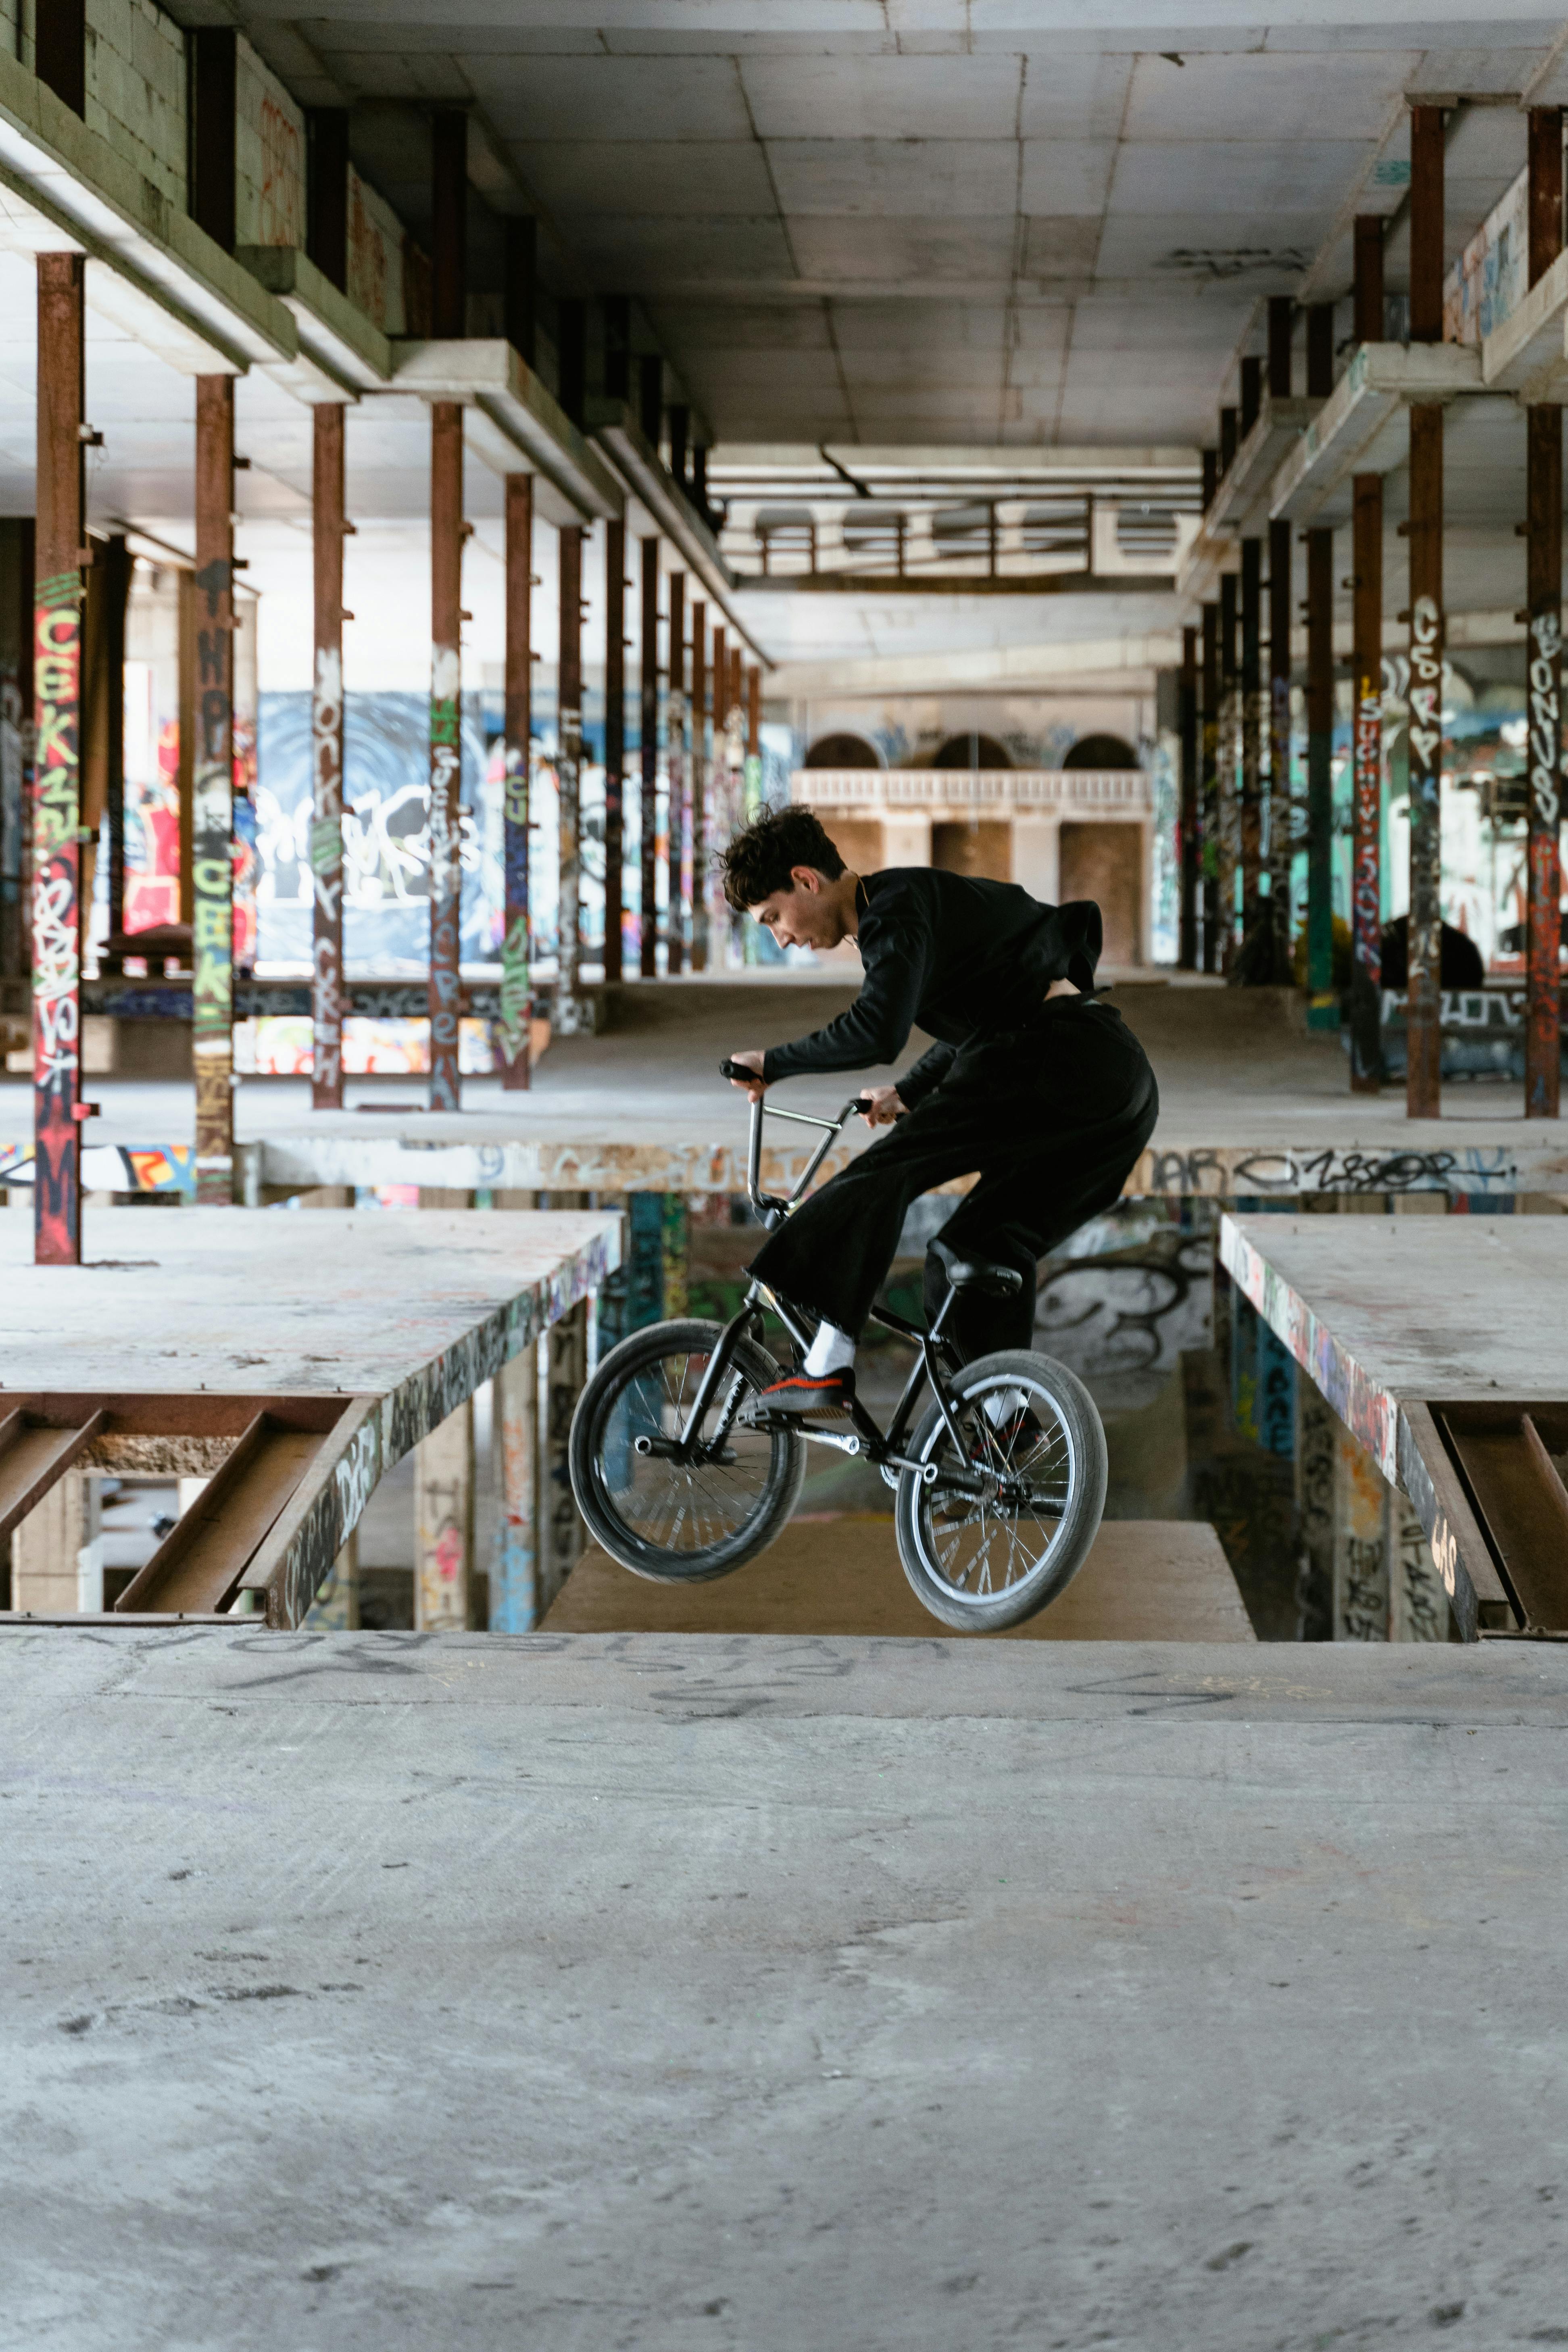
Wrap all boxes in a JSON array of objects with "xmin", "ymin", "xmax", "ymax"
[{"xmin": 747, "ymin": 1000, "xmax": 1159, "ymax": 1361}]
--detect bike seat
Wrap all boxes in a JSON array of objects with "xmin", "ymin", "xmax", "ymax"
[{"xmin": 930, "ymin": 1239, "xmax": 1024, "ymax": 1298}]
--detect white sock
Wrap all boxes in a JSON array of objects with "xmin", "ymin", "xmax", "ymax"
[
  {"xmin": 804, "ymin": 1322, "xmax": 856, "ymax": 1378},
  {"xmin": 982, "ymin": 1387, "xmax": 1026, "ymax": 1428}
]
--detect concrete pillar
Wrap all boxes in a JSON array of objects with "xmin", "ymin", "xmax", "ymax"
[
  {"xmin": 13, "ymin": 1468, "xmax": 97, "ymax": 1616},
  {"xmin": 311, "ymin": 402, "xmax": 347, "ymax": 1110},
  {"xmin": 690, "ymin": 600, "xmax": 709, "ymax": 972},
  {"xmin": 500, "ymin": 471, "xmax": 533, "ymax": 1082},
  {"xmin": 1267, "ymin": 517, "xmax": 1292, "ymax": 975},
  {"xmin": 1239, "ymin": 356, "xmax": 1264, "ymax": 938},
  {"xmin": 491, "ymin": 1343, "xmax": 540, "ymax": 1631},
  {"xmin": 1303, "ymin": 302, "xmax": 1336, "ymax": 1034},
  {"xmin": 427, "ymin": 401, "xmax": 464, "ymax": 1111},
  {"xmin": 415, "ymin": 1397, "xmax": 474, "ymax": 1630},
  {"xmin": 1405, "ymin": 104, "xmax": 1446, "ymax": 1120},
  {"xmin": 1294, "ymin": 1376, "xmax": 1335, "ymax": 1641},
  {"xmin": 1200, "ymin": 600, "xmax": 1219, "ymax": 972},
  {"xmin": 307, "ymin": 1529, "xmax": 359, "ymax": 1629},
  {"xmin": 557, "ymin": 523, "xmax": 584, "ymax": 1015},
  {"xmin": 603, "ymin": 516, "xmax": 626, "ymax": 986},
  {"xmin": 882, "ymin": 813, "xmax": 932, "ymax": 869},
  {"xmin": 1526, "ymin": 106, "xmax": 1564, "ymax": 1122},
  {"xmin": 1178, "ymin": 624, "xmax": 1198, "ymax": 969},
  {"xmin": 667, "ymin": 569, "xmax": 688, "ymax": 972},
  {"xmin": 545, "ymin": 1299, "xmax": 587, "ymax": 1606},
  {"xmin": 1010, "ymin": 816, "xmax": 1058, "ymax": 905},
  {"xmin": 638, "ymin": 536, "xmax": 659, "ymax": 978},
  {"xmin": 96, "ymin": 532, "xmax": 130, "ymax": 962},
  {"xmin": 192, "ymin": 373, "xmax": 236, "ymax": 1204},
  {"xmin": 32, "ymin": 253, "xmax": 85, "ymax": 1264},
  {"xmin": 1351, "ymin": 223, "xmax": 1386, "ymax": 1095},
  {"xmin": 1332, "ymin": 1414, "xmax": 1390, "ymax": 1641}
]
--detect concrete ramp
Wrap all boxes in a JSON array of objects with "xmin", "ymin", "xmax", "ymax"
[{"xmin": 2, "ymin": 1626, "xmax": 1564, "ymax": 2350}]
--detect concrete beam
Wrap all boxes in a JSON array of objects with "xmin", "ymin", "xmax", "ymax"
[
  {"xmin": 237, "ymin": 246, "xmax": 391, "ymax": 400},
  {"xmin": 1268, "ymin": 342, "xmax": 1484, "ymax": 527},
  {"xmin": 388, "ymin": 339, "xmax": 624, "ymax": 526},
  {"xmin": 0, "ymin": 48, "xmax": 293, "ymax": 377},
  {"xmin": 1483, "ymin": 243, "xmax": 1568, "ymax": 398}
]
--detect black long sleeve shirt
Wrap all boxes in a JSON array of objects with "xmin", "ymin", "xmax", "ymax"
[{"xmin": 761, "ymin": 868, "xmax": 1103, "ymax": 1106}]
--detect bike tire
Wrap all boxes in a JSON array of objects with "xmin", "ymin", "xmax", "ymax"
[
  {"xmin": 568, "ymin": 1317, "xmax": 806, "ymax": 1584},
  {"xmin": 893, "ymin": 1347, "xmax": 1107, "ymax": 1633}
]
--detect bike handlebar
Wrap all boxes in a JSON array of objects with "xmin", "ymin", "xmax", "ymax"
[{"xmin": 718, "ymin": 1061, "xmax": 875, "ymax": 1220}]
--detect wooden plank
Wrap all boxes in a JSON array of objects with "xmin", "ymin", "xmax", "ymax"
[
  {"xmin": 115, "ymin": 1414, "xmax": 323, "ymax": 1615},
  {"xmin": 0, "ymin": 1411, "xmax": 104, "ymax": 1545}
]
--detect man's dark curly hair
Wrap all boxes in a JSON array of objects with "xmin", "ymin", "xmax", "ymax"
[{"xmin": 718, "ymin": 807, "xmax": 847, "ymax": 910}]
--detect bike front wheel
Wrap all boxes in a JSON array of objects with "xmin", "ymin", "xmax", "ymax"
[
  {"xmin": 568, "ymin": 1318, "xmax": 806, "ymax": 1583},
  {"xmin": 894, "ymin": 1348, "xmax": 1107, "ymax": 1633}
]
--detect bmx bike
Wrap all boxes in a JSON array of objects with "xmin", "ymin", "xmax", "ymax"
[{"xmin": 567, "ymin": 1067, "xmax": 1109, "ymax": 1633}]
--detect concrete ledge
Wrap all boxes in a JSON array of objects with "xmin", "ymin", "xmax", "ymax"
[
  {"xmin": 238, "ymin": 245, "xmax": 391, "ymax": 398},
  {"xmin": 1268, "ymin": 340, "xmax": 1484, "ymax": 526},
  {"xmin": 1483, "ymin": 245, "xmax": 1568, "ymax": 399},
  {"xmin": 388, "ymin": 339, "xmax": 624, "ymax": 524}
]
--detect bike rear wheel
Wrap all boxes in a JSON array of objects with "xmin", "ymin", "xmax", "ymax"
[
  {"xmin": 568, "ymin": 1317, "xmax": 805, "ymax": 1583},
  {"xmin": 893, "ymin": 1348, "xmax": 1107, "ymax": 1633}
]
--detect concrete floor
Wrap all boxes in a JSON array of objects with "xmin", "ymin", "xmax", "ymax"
[{"xmin": 5, "ymin": 1625, "xmax": 1567, "ymax": 2351}]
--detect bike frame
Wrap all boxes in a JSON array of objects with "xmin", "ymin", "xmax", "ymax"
[{"xmin": 667, "ymin": 1089, "xmax": 976, "ymax": 1483}]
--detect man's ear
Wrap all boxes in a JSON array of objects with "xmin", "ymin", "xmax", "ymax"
[{"xmin": 792, "ymin": 865, "xmax": 821, "ymax": 895}]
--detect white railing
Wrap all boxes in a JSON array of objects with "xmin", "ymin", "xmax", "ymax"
[{"xmin": 792, "ymin": 768, "xmax": 1151, "ymax": 815}]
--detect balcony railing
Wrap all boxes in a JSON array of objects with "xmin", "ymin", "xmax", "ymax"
[{"xmin": 792, "ymin": 768, "xmax": 1151, "ymax": 814}]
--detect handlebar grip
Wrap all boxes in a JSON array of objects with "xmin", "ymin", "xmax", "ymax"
[{"xmin": 719, "ymin": 1058, "xmax": 761, "ymax": 1084}]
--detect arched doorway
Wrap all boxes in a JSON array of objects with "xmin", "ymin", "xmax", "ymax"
[
  {"xmin": 804, "ymin": 732, "xmax": 880, "ymax": 769},
  {"xmin": 1063, "ymin": 733, "xmax": 1139, "ymax": 770},
  {"xmin": 933, "ymin": 732, "xmax": 1012, "ymax": 771}
]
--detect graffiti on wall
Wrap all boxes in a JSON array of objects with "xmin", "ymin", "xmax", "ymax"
[{"xmin": 31, "ymin": 573, "xmax": 82, "ymax": 1260}]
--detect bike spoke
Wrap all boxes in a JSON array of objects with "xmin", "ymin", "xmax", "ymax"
[
  {"xmin": 598, "ymin": 1348, "xmax": 782, "ymax": 1558},
  {"xmin": 918, "ymin": 1377, "xmax": 1075, "ymax": 1607}
]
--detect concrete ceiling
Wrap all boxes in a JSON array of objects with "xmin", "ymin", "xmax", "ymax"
[{"xmin": 218, "ymin": 2, "xmax": 1568, "ymax": 449}]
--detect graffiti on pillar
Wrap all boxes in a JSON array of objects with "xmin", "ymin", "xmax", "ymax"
[
  {"xmin": 557, "ymin": 701, "xmax": 582, "ymax": 1008},
  {"xmin": 497, "ymin": 732, "xmax": 531, "ymax": 1078},
  {"xmin": 191, "ymin": 555, "xmax": 234, "ymax": 1203},
  {"xmin": 1405, "ymin": 594, "xmax": 1444, "ymax": 1099},
  {"xmin": 31, "ymin": 573, "xmax": 82, "ymax": 1262},
  {"xmin": 1526, "ymin": 607, "xmax": 1562, "ymax": 1116},
  {"xmin": 1352, "ymin": 680, "xmax": 1382, "ymax": 982},
  {"xmin": 666, "ymin": 688, "xmax": 688, "ymax": 971},
  {"xmin": 310, "ymin": 643, "xmax": 345, "ymax": 1108},
  {"xmin": 427, "ymin": 644, "xmax": 462, "ymax": 1109}
]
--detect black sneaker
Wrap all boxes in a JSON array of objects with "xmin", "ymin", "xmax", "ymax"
[{"xmin": 750, "ymin": 1367, "xmax": 855, "ymax": 1419}]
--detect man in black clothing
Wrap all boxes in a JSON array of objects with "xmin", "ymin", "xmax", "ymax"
[{"xmin": 721, "ymin": 808, "xmax": 1159, "ymax": 1414}]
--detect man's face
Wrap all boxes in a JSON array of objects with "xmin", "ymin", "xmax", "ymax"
[{"xmin": 748, "ymin": 865, "xmax": 847, "ymax": 952}]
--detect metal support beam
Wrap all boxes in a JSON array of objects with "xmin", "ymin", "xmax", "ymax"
[
  {"xmin": 639, "ymin": 537, "xmax": 659, "ymax": 978},
  {"xmin": 305, "ymin": 108, "xmax": 350, "ymax": 292},
  {"xmin": 1240, "ymin": 535, "xmax": 1263, "ymax": 938},
  {"xmin": 189, "ymin": 29, "xmax": 237, "ymax": 254},
  {"xmin": 667, "ymin": 570, "xmax": 687, "ymax": 974},
  {"xmin": 1200, "ymin": 601, "xmax": 1219, "ymax": 973},
  {"xmin": 1179, "ymin": 624, "xmax": 1198, "ymax": 969},
  {"xmin": 1350, "ymin": 214, "xmax": 1386, "ymax": 1093},
  {"xmin": 427, "ymin": 402, "xmax": 464, "ymax": 1112},
  {"xmin": 745, "ymin": 663, "xmax": 761, "ymax": 815},
  {"xmin": 311, "ymin": 403, "xmax": 346, "ymax": 1111},
  {"xmin": 1406, "ymin": 104, "xmax": 1447, "ymax": 1121},
  {"xmin": 431, "ymin": 112, "xmax": 467, "ymax": 342},
  {"xmin": 500, "ymin": 473, "xmax": 533, "ymax": 1082},
  {"xmin": 32, "ymin": 256, "xmax": 85, "ymax": 1264},
  {"xmin": 505, "ymin": 217, "xmax": 537, "ymax": 369},
  {"xmin": 1526, "ymin": 106, "xmax": 1564, "ymax": 1122},
  {"xmin": 691, "ymin": 599, "xmax": 709, "ymax": 974},
  {"xmin": 415, "ymin": 1395, "xmax": 474, "ymax": 1630},
  {"xmin": 193, "ymin": 374, "xmax": 236, "ymax": 1204},
  {"xmin": 558, "ymin": 524, "xmax": 584, "ymax": 1013},
  {"xmin": 1268, "ymin": 518, "xmax": 1292, "ymax": 979},
  {"xmin": 1217, "ymin": 573, "xmax": 1238, "ymax": 971},
  {"xmin": 545, "ymin": 1297, "xmax": 586, "ymax": 1607},
  {"xmin": 603, "ymin": 517, "xmax": 626, "ymax": 985},
  {"xmin": 1305, "ymin": 523, "xmax": 1335, "ymax": 1028},
  {"xmin": 0, "ymin": 519, "xmax": 33, "ymax": 986}
]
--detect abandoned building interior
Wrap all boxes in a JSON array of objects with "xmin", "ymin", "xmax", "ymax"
[{"xmin": 5, "ymin": 2, "xmax": 1568, "ymax": 2344}]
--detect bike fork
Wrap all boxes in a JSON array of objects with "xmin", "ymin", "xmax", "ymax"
[{"xmin": 673, "ymin": 1292, "xmax": 767, "ymax": 1460}]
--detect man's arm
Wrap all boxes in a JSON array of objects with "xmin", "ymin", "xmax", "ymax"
[{"xmin": 760, "ymin": 920, "xmax": 930, "ymax": 1084}]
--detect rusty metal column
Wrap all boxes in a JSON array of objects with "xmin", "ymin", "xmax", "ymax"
[
  {"xmin": 557, "ymin": 523, "xmax": 584, "ymax": 1011},
  {"xmin": 603, "ymin": 516, "xmax": 626, "ymax": 986},
  {"xmin": 1238, "ymin": 358, "xmax": 1264, "ymax": 942},
  {"xmin": 1200, "ymin": 600, "xmax": 1219, "ymax": 972},
  {"xmin": 690, "ymin": 600, "xmax": 708, "ymax": 973},
  {"xmin": 1217, "ymin": 572, "xmax": 1239, "ymax": 970},
  {"xmin": 1406, "ymin": 104, "xmax": 1446, "ymax": 1119},
  {"xmin": 1526, "ymin": 106, "xmax": 1563, "ymax": 1120},
  {"xmin": 667, "ymin": 570, "xmax": 686, "ymax": 973},
  {"xmin": 500, "ymin": 472, "xmax": 533, "ymax": 1084},
  {"xmin": 1266, "ymin": 297, "xmax": 1294, "ymax": 980},
  {"xmin": 32, "ymin": 254, "xmax": 85, "ymax": 1264},
  {"xmin": 192, "ymin": 375, "xmax": 236, "ymax": 1203},
  {"xmin": 1350, "ymin": 215, "xmax": 1387, "ymax": 1093},
  {"xmin": 1304, "ymin": 301, "xmax": 1336, "ymax": 1030},
  {"xmin": 427, "ymin": 402, "xmax": 464, "ymax": 1111},
  {"xmin": 1178, "ymin": 625, "xmax": 1198, "ymax": 969},
  {"xmin": 638, "ymin": 538, "xmax": 659, "ymax": 977},
  {"xmin": 311, "ymin": 402, "xmax": 346, "ymax": 1111}
]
